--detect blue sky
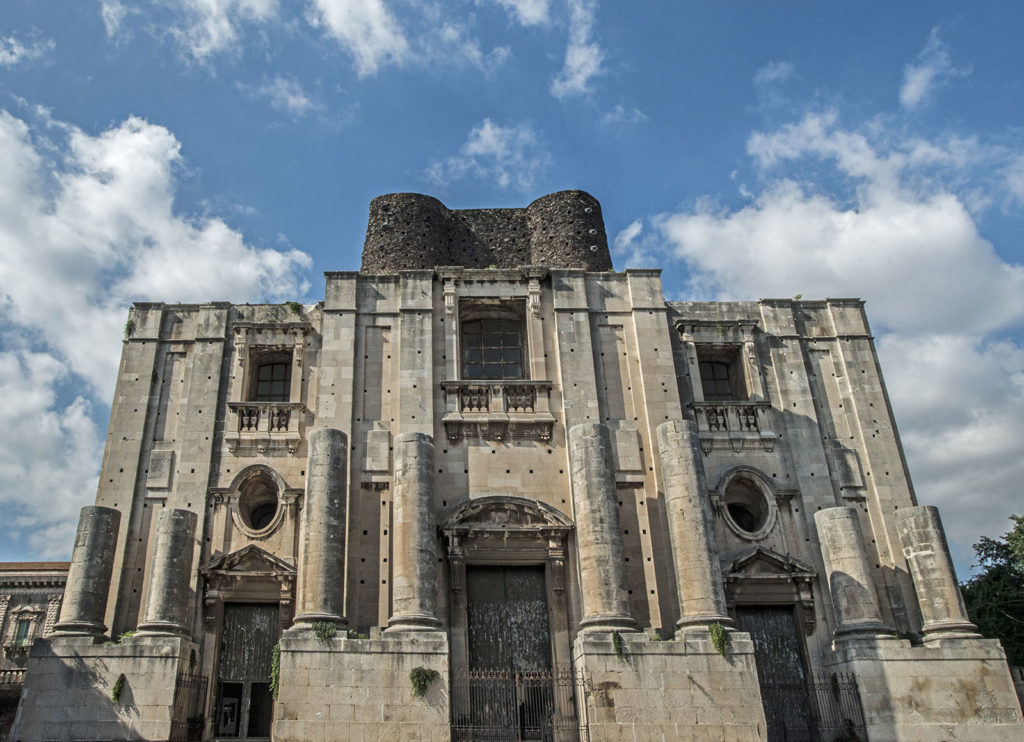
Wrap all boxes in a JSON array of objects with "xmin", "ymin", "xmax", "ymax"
[{"xmin": 0, "ymin": 1, "xmax": 1022, "ymax": 575}]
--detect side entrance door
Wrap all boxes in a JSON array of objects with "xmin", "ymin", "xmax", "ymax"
[{"xmin": 215, "ymin": 603, "xmax": 279, "ymax": 739}]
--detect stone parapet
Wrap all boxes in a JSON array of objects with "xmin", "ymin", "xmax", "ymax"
[
  {"xmin": 573, "ymin": 630, "xmax": 765, "ymax": 741},
  {"xmin": 273, "ymin": 632, "xmax": 450, "ymax": 742},
  {"xmin": 830, "ymin": 635, "xmax": 1024, "ymax": 741}
]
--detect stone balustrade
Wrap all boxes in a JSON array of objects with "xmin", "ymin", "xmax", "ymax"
[
  {"xmin": 225, "ymin": 401, "xmax": 304, "ymax": 454},
  {"xmin": 440, "ymin": 380, "xmax": 555, "ymax": 441}
]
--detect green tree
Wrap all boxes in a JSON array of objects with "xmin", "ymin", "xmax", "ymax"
[{"xmin": 960, "ymin": 515, "xmax": 1024, "ymax": 666}]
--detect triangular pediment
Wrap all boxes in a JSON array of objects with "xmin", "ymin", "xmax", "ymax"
[
  {"xmin": 724, "ymin": 546, "xmax": 815, "ymax": 579},
  {"xmin": 202, "ymin": 544, "xmax": 295, "ymax": 576}
]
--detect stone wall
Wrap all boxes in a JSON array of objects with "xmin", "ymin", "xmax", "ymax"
[
  {"xmin": 360, "ymin": 190, "xmax": 612, "ymax": 272},
  {"xmin": 273, "ymin": 632, "xmax": 450, "ymax": 742},
  {"xmin": 573, "ymin": 631, "xmax": 766, "ymax": 742},
  {"xmin": 9, "ymin": 635, "xmax": 191, "ymax": 742},
  {"xmin": 831, "ymin": 636, "xmax": 1024, "ymax": 741}
]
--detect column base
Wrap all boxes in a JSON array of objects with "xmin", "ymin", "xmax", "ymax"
[
  {"xmin": 834, "ymin": 620, "xmax": 894, "ymax": 640},
  {"xmin": 52, "ymin": 620, "xmax": 107, "ymax": 637},
  {"xmin": 385, "ymin": 612, "xmax": 442, "ymax": 632},
  {"xmin": 578, "ymin": 614, "xmax": 637, "ymax": 633},
  {"xmin": 675, "ymin": 613, "xmax": 734, "ymax": 632},
  {"xmin": 291, "ymin": 612, "xmax": 346, "ymax": 629},
  {"xmin": 136, "ymin": 619, "xmax": 190, "ymax": 637},
  {"xmin": 921, "ymin": 619, "xmax": 980, "ymax": 642}
]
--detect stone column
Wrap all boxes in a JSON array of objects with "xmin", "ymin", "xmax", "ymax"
[
  {"xmin": 656, "ymin": 420, "xmax": 731, "ymax": 630},
  {"xmin": 137, "ymin": 508, "xmax": 198, "ymax": 636},
  {"xmin": 568, "ymin": 423, "xmax": 635, "ymax": 632},
  {"xmin": 896, "ymin": 506, "xmax": 979, "ymax": 641},
  {"xmin": 54, "ymin": 506, "xmax": 121, "ymax": 636},
  {"xmin": 815, "ymin": 507, "xmax": 890, "ymax": 637},
  {"xmin": 387, "ymin": 432, "xmax": 442, "ymax": 631},
  {"xmin": 293, "ymin": 427, "xmax": 348, "ymax": 627}
]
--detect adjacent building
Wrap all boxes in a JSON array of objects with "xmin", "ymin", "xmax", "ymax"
[{"xmin": 10, "ymin": 191, "xmax": 1024, "ymax": 741}]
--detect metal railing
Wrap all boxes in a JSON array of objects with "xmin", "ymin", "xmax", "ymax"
[
  {"xmin": 451, "ymin": 668, "xmax": 586, "ymax": 742},
  {"xmin": 761, "ymin": 672, "xmax": 866, "ymax": 742},
  {"xmin": 169, "ymin": 672, "xmax": 208, "ymax": 742}
]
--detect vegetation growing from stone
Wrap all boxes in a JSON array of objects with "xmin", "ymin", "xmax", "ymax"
[
  {"xmin": 347, "ymin": 629, "xmax": 369, "ymax": 639},
  {"xmin": 409, "ymin": 666, "xmax": 439, "ymax": 698},
  {"xmin": 110, "ymin": 673, "xmax": 126, "ymax": 704},
  {"xmin": 285, "ymin": 301, "xmax": 304, "ymax": 317},
  {"xmin": 611, "ymin": 631, "xmax": 623, "ymax": 656},
  {"xmin": 708, "ymin": 622, "xmax": 729, "ymax": 657},
  {"xmin": 269, "ymin": 643, "xmax": 281, "ymax": 700},
  {"xmin": 123, "ymin": 319, "xmax": 134, "ymax": 338},
  {"xmin": 311, "ymin": 621, "xmax": 336, "ymax": 643},
  {"xmin": 961, "ymin": 515, "xmax": 1024, "ymax": 665}
]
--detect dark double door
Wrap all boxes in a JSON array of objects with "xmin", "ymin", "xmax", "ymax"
[{"xmin": 215, "ymin": 603, "xmax": 278, "ymax": 739}]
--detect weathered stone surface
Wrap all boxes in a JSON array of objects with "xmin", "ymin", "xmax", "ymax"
[
  {"xmin": 293, "ymin": 427, "xmax": 348, "ymax": 626},
  {"xmin": 387, "ymin": 432, "xmax": 441, "ymax": 631},
  {"xmin": 361, "ymin": 190, "xmax": 612, "ymax": 272},
  {"xmin": 815, "ymin": 506, "xmax": 891, "ymax": 636},
  {"xmin": 568, "ymin": 423, "xmax": 635, "ymax": 632},
  {"xmin": 53, "ymin": 506, "xmax": 120, "ymax": 636},
  {"xmin": 656, "ymin": 419, "xmax": 731, "ymax": 630},
  {"xmin": 897, "ymin": 505, "xmax": 979, "ymax": 641},
  {"xmin": 137, "ymin": 508, "xmax": 197, "ymax": 636}
]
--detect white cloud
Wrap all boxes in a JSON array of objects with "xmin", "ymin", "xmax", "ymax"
[
  {"xmin": 599, "ymin": 104, "xmax": 647, "ymax": 128},
  {"xmin": 244, "ymin": 76, "xmax": 322, "ymax": 117},
  {"xmin": 900, "ymin": 28, "xmax": 969, "ymax": 110},
  {"xmin": 611, "ymin": 219, "xmax": 661, "ymax": 269},
  {"xmin": 100, "ymin": 0, "xmax": 132, "ymax": 38},
  {"xmin": 426, "ymin": 118, "xmax": 551, "ymax": 191},
  {"xmin": 0, "ymin": 35, "xmax": 55, "ymax": 66},
  {"xmin": 170, "ymin": 0, "xmax": 278, "ymax": 62},
  {"xmin": 0, "ymin": 351, "xmax": 101, "ymax": 559},
  {"xmin": 550, "ymin": 0, "xmax": 604, "ymax": 98},
  {"xmin": 307, "ymin": 0, "xmax": 409, "ymax": 76},
  {"xmin": 492, "ymin": 0, "xmax": 550, "ymax": 26},
  {"xmin": 753, "ymin": 60, "xmax": 794, "ymax": 87},
  {"xmin": 426, "ymin": 21, "xmax": 510, "ymax": 76},
  {"xmin": 0, "ymin": 108, "xmax": 311, "ymax": 557},
  {"xmin": 652, "ymin": 108, "xmax": 1024, "ymax": 569}
]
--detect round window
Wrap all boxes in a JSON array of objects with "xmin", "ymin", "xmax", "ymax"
[
  {"xmin": 722, "ymin": 478, "xmax": 771, "ymax": 536},
  {"xmin": 238, "ymin": 475, "xmax": 279, "ymax": 532}
]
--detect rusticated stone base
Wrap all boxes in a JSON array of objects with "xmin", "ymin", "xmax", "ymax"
[
  {"xmin": 573, "ymin": 629, "xmax": 766, "ymax": 742},
  {"xmin": 273, "ymin": 630, "xmax": 450, "ymax": 742}
]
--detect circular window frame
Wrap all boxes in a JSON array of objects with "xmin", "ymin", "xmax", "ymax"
[
  {"xmin": 717, "ymin": 467, "xmax": 777, "ymax": 541},
  {"xmin": 229, "ymin": 465, "xmax": 286, "ymax": 538}
]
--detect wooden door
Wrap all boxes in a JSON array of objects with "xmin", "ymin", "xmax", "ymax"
[{"xmin": 216, "ymin": 603, "xmax": 278, "ymax": 739}]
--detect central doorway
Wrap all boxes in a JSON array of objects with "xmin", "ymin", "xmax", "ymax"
[
  {"xmin": 215, "ymin": 603, "xmax": 278, "ymax": 740},
  {"xmin": 468, "ymin": 565, "xmax": 551, "ymax": 672}
]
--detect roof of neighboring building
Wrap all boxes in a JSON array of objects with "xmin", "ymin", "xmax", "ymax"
[{"xmin": 0, "ymin": 562, "xmax": 70, "ymax": 572}]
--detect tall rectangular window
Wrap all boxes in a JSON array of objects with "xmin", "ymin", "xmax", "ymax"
[
  {"xmin": 461, "ymin": 317, "xmax": 524, "ymax": 380},
  {"xmin": 14, "ymin": 619, "xmax": 31, "ymax": 646},
  {"xmin": 248, "ymin": 351, "xmax": 292, "ymax": 402},
  {"xmin": 697, "ymin": 347, "xmax": 747, "ymax": 401}
]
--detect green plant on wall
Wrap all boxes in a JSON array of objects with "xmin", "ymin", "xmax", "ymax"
[
  {"xmin": 285, "ymin": 301, "xmax": 304, "ymax": 317},
  {"xmin": 708, "ymin": 622, "xmax": 729, "ymax": 657},
  {"xmin": 311, "ymin": 621, "xmax": 336, "ymax": 643},
  {"xmin": 111, "ymin": 673, "xmax": 126, "ymax": 704},
  {"xmin": 409, "ymin": 666, "xmax": 439, "ymax": 698},
  {"xmin": 123, "ymin": 319, "xmax": 134, "ymax": 339},
  {"xmin": 611, "ymin": 631, "xmax": 623, "ymax": 656},
  {"xmin": 269, "ymin": 643, "xmax": 281, "ymax": 699}
]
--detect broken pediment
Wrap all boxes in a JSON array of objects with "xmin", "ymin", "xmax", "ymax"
[{"xmin": 443, "ymin": 496, "xmax": 573, "ymax": 535}]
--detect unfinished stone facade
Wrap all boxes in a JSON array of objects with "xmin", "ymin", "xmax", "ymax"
[{"xmin": 10, "ymin": 191, "xmax": 1024, "ymax": 742}]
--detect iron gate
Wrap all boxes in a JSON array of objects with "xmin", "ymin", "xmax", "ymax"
[
  {"xmin": 451, "ymin": 668, "xmax": 587, "ymax": 742},
  {"xmin": 761, "ymin": 672, "xmax": 866, "ymax": 742},
  {"xmin": 169, "ymin": 672, "xmax": 208, "ymax": 742}
]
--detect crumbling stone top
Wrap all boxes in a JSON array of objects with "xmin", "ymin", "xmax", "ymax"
[{"xmin": 360, "ymin": 190, "xmax": 613, "ymax": 273}]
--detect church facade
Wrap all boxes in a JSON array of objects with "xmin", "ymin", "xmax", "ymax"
[{"xmin": 11, "ymin": 191, "xmax": 1024, "ymax": 741}]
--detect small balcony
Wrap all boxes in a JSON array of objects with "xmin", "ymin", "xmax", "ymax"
[
  {"xmin": 225, "ymin": 402, "xmax": 304, "ymax": 455},
  {"xmin": 440, "ymin": 380, "xmax": 556, "ymax": 442},
  {"xmin": 690, "ymin": 401, "xmax": 777, "ymax": 453}
]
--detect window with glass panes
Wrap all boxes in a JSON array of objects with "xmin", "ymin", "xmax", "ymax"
[
  {"xmin": 14, "ymin": 619, "xmax": 31, "ymax": 646},
  {"xmin": 254, "ymin": 361, "xmax": 291, "ymax": 401},
  {"xmin": 461, "ymin": 318, "xmax": 524, "ymax": 379},
  {"xmin": 699, "ymin": 360, "xmax": 734, "ymax": 401}
]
